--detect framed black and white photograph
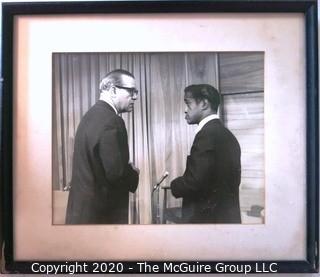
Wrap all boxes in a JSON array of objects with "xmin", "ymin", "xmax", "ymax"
[{"xmin": 1, "ymin": 0, "xmax": 318, "ymax": 274}]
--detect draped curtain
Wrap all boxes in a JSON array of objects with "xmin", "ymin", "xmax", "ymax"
[{"xmin": 52, "ymin": 53, "xmax": 219, "ymax": 224}]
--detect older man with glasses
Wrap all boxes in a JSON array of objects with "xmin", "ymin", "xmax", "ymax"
[{"xmin": 66, "ymin": 69, "xmax": 140, "ymax": 224}]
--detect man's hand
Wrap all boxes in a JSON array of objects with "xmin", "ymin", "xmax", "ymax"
[{"xmin": 129, "ymin": 162, "xmax": 140, "ymax": 175}]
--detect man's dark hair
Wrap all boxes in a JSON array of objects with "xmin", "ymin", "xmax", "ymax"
[
  {"xmin": 105, "ymin": 69, "xmax": 135, "ymax": 80},
  {"xmin": 100, "ymin": 69, "xmax": 135, "ymax": 91},
  {"xmin": 184, "ymin": 84, "xmax": 220, "ymax": 113}
]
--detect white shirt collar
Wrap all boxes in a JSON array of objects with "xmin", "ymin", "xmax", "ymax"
[{"xmin": 195, "ymin": 114, "xmax": 219, "ymax": 134}]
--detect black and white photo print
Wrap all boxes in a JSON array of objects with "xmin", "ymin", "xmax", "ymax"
[{"xmin": 52, "ymin": 52, "xmax": 264, "ymax": 225}]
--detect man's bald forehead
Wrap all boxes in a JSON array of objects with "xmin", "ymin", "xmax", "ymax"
[{"xmin": 118, "ymin": 74, "xmax": 136, "ymax": 88}]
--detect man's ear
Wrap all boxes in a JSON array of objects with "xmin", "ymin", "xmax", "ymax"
[
  {"xmin": 101, "ymin": 81, "xmax": 112, "ymax": 91},
  {"xmin": 201, "ymin": 99, "xmax": 210, "ymax": 110}
]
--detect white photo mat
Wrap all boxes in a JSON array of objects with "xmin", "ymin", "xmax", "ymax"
[{"xmin": 13, "ymin": 13, "xmax": 306, "ymax": 260}]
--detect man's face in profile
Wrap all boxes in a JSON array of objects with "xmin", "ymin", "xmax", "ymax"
[
  {"xmin": 114, "ymin": 75, "xmax": 138, "ymax": 113},
  {"xmin": 184, "ymin": 91, "xmax": 203, "ymax": 125}
]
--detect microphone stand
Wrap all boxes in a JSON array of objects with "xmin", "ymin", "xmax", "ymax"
[
  {"xmin": 152, "ymin": 181, "xmax": 161, "ymax": 224},
  {"xmin": 152, "ymin": 173, "xmax": 168, "ymax": 224}
]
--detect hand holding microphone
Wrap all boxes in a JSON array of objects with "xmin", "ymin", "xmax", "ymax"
[{"xmin": 152, "ymin": 171, "xmax": 169, "ymax": 192}]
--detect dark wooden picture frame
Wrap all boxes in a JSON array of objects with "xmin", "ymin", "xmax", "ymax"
[{"xmin": 1, "ymin": 0, "xmax": 318, "ymax": 273}]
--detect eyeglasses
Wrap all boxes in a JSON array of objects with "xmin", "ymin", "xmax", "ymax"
[{"xmin": 115, "ymin": 85, "xmax": 138, "ymax": 97}]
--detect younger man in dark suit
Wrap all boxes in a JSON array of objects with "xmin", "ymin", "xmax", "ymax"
[
  {"xmin": 170, "ymin": 84, "xmax": 241, "ymax": 223},
  {"xmin": 66, "ymin": 69, "xmax": 139, "ymax": 224}
]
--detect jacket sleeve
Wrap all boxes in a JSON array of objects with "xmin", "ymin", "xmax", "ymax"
[
  {"xmin": 123, "ymin": 164, "xmax": 139, "ymax": 193},
  {"xmin": 98, "ymin": 128, "xmax": 138, "ymax": 192},
  {"xmin": 170, "ymin": 136, "xmax": 215, "ymax": 198}
]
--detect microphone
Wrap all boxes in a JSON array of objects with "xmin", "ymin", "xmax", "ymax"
[{"xmin": 152, "ymin": 171, "xmax": 169, "ymax": 192}]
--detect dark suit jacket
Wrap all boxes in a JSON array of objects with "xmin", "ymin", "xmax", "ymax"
[
  {"xmin": 65, "ymin": 100, "xmax": 138, "ymax": 224},
  {"xmin": 171, "ymin": 119, "xmax": 241, "ymax": 223}
]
